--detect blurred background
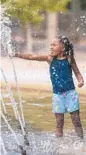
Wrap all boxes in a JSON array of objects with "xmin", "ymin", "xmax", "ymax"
[{"xmin": 1, "ymin": 0, "xmax": 86, "ymax": 55}]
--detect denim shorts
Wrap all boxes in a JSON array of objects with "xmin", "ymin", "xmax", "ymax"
[{"xmin": 52, "ymin": 89, "xmax": 80, "ymax": 113}]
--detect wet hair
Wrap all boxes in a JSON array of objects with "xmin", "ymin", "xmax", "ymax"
[{"xmin": 58, "ymin": 36, "xmax": 74, "ymax": 57}]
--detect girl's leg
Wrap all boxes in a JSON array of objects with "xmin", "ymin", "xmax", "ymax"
[
  {"xmin": 70, "ymin": 110, "xmax": 83, "ymax": 139},
  {"xmin": 55, "ymin": 113, "xmax": 64, "ymax": 137}
]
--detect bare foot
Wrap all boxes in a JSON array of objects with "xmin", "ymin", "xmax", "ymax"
[
  {"xmin": 55, "ymin": 128, "xmax": 63, "ymax": 137},
  {"xmin": 56, "ymin": 132, "xmax": 63, "ymax": 137}
]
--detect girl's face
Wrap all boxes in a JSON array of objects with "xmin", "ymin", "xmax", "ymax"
[{"xmin": 50, "ymin": 38, "xmax": 64, "ymax": 57}]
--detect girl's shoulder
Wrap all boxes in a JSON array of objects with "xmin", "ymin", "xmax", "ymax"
[{"xmin": 47, "ymin": 55, "xmax": 54, "ymax": 64}]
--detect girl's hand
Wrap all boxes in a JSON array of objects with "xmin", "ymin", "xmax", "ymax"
[
  {"xmin": 78, "ymin": 81, "xmax": 84, "ymax": 88},
  {"xmin": 8, "ymin": 52, "xmax": 15, "ymax": 58}
]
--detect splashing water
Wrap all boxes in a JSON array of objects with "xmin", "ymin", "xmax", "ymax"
[
  {"xmin": 1, "ymin": 5, "xmax": 28, "ymax": 155},
  {"xmin": 1, "ymin": 6, "xmax": 12, "ymax": 56},
  {"xmin": 1, "ymin": 130, "xmax": 86, "ymax": 155}
]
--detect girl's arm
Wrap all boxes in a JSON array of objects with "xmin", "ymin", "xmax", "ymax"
[
  {"xmin": 15, "ymin": 53, "xmax": 52, "ymax": 62},
  {"xmin": 71, "ymin": 57, "xmax": 84, "ymax": 87}
]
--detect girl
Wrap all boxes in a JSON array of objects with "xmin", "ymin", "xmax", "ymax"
[{"xmin": 10, "ymin": 36, "xmax": 84, "ymax": 139}]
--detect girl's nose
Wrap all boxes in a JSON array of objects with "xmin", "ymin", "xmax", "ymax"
[{"xmin": 50, "ymin": 47, "xmax": 53, "ymax": 51}]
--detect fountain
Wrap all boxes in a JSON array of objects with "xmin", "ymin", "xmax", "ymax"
[
  {"xmin": 1, "ymin": 94, "xmax": 8, "ymax": 116},
  {"xmin": 1, "ymin": 112, "xmax": 27, "ymax": 155},
  {"xmin": 1, "ymin": 5, "xmax": 29, "ymax": 154},
  {"xmin": 1, "ymin": 4, "xmax": 86, "ymax": 155},
  {"xmin": 0, "ymin": 137, "xmax": 7, "ymax": 155}
]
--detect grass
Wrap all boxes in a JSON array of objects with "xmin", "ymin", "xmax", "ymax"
[{"xmin": 1, "ymin": 87, "xmax": 86, "ymax": 132}]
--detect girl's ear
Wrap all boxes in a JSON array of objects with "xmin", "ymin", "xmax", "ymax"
[{"xmin": 60, "ymin": 42, "xmax": 64, "ymax": 52}]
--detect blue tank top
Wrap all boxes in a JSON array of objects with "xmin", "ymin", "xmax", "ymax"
[{"xmin": 49, "ymin": 57, "xmax": 75, "ymax": 93}]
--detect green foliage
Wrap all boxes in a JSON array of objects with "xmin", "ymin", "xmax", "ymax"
[
  {"xmin": 80, "ymin": 0, "xmax": 86, "ymax": 10},
  {"xmin": 2, "ymin": 0, "xmax": 70, "ymax": 24}
]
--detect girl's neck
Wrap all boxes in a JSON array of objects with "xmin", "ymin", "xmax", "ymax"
[{"xmin": 56, "ymin": 54, "xmax": 66, "ymax": 60}]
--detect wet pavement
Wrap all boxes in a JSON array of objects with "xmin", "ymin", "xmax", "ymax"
[{"xmin": 1, "ymin": 131, "xmax": 86, "ymax": 155}]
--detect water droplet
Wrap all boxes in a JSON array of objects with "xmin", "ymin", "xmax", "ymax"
[
  {"xmin": 83, "ymin": 33, "xmax": 86, "ymax": 36},
  {"xmin": 76, "ymin": 27, "xmax": 80, "ymax": 32}
]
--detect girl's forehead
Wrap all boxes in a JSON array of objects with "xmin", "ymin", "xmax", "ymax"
[{"xmin": 51, "ymin": 38, "xmax": 59, "ymax": 44}]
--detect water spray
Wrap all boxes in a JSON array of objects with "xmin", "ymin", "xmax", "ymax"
[
  {"xmin": 8, "ymin": 43, "xmax": 25, "ymax": 129},
  {"xmin": 10, "ymin": 60, "xmax": 29, "ymax": 146},
  {"xmin": 1, "ymin": 112, "xmax": 27, "ymax": 155},
  {"xmin": 8, "ymin": 42, "xmax": 29, "ymax": 145},
  {"xmin": 1, "ymin": 10, "xmax": 29, "ymax": 145},
  {"xmin": 0, "ymin": 137, "xmax": 7, "ymax": 155},
  {"xmin": 1, "ymin": 68, "xmax": 29, "ymax": 146},
  {"xmin": 11, "ymin": 57, "xmax": 25, "ymax": 128},
  {"xmin": 1, "ymin": 9, "xmax": 29, "ymax": 149},
  {"xmin": 1, "ymin": 95, "xmax": 8, "ymax": 116},
  {"xmin": 1, "ymin": 68, "xmax": 18, "ymax": 120}
]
